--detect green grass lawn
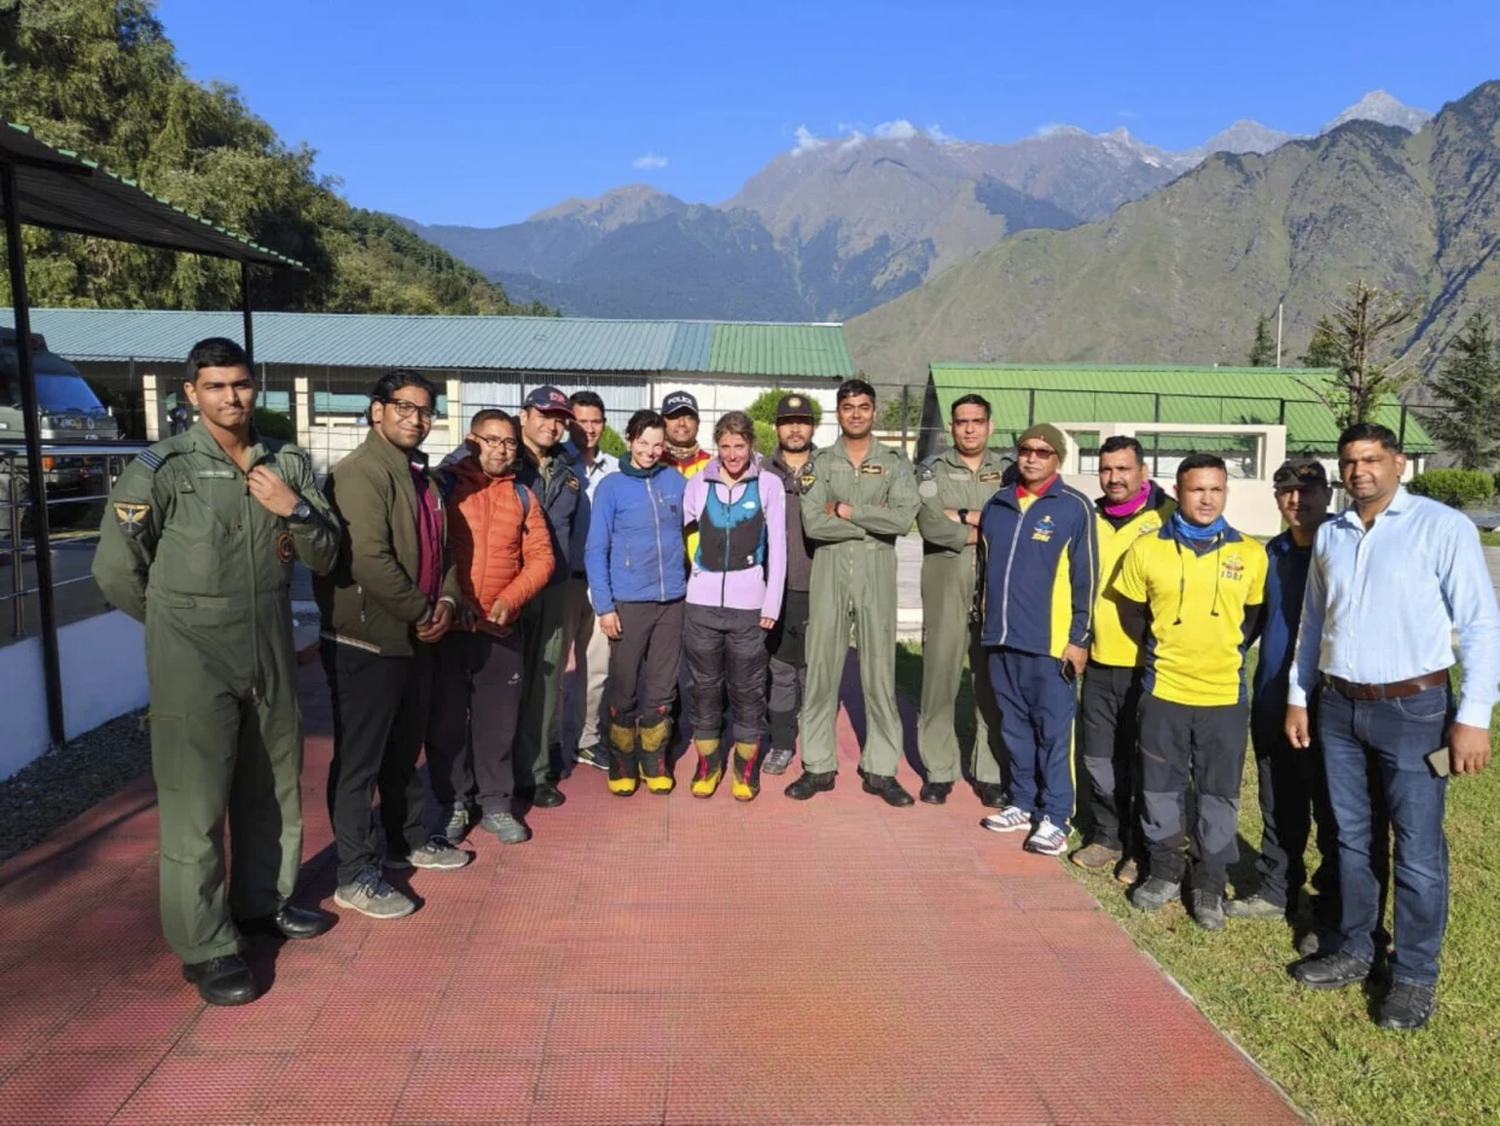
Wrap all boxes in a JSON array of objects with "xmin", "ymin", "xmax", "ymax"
[
  {"xmin": 1479, "ymin": 529, "xmax": 1500, "ymax": 548},
  {"xmin": 894, "ymin": 642, "xmax": 1500, "ymax": 1124}
]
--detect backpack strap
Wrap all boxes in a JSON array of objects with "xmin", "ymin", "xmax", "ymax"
[{"xmin": 514, "ymin": 480, "xmax": 532, "ymax": 521}]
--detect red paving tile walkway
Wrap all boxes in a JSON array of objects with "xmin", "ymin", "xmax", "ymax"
[{"xmin": 0, "ymin": 662, "xmax": 1299, "ymax": 1125}]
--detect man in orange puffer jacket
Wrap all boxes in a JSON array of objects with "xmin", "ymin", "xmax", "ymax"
[{"xmin": 427, "ymin": 409, "xmax": 554, "ymax": 845}]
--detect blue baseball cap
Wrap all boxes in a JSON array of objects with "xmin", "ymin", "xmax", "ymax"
[
  {"xmin": 661, "ymin": 390, "xmax": 699, "ymax": 418},
  {"xmin": 523, "ymin": 385, "xmax": 574, "ymax": 416}
]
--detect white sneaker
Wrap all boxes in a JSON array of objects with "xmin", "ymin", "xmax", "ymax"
[
  {"xmin": 1024, "ymin": 818, "xmax": 1069, "ymax": 856},
  {"xmin": 980, "ymin": 805, "xmax": 1032, "ymax": 833}
]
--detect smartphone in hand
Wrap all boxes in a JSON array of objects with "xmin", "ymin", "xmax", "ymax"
[{"xmin": 1425, "ymin": 747, "xmax": 1451, "ymax": 778}]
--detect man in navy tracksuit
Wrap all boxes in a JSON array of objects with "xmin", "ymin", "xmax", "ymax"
[{"xmin": 976, "ymin": 424, "xmax": 1097, "ymax": 856}]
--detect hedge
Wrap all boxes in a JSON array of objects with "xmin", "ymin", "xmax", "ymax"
[{"xmin": 1406, "ymin": 468, "xmax": 1494, "ymax": 508}]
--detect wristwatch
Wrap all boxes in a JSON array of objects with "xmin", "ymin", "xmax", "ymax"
[
  {"xmin": 957, "ymin": 508, "xmax": 970, "ymax": 526},
  {"xmin": 288, "ymin": 498, "xmax": 313, "ymax": 523}
]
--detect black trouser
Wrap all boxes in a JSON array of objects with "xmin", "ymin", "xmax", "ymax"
[
  {"xmin": 607, "ymin": 600, "xmax": 685, "ymax": 726},
  {"xmin": 767, "ymin": 588, "xmax": 809, "ymax": 752},
  {"xmin": 1078, "ymin": 661, "xmax": 1145, "ymax": 853},
  {"xmin": 1249, "ymin": 698, "xmax": 1340, "ymax": 915},
  {"xmin": 322, "ymin": 640, "xmax": 432, "ymax": 886},
  {"xmin": 426, "ymin": 629, "xmax": 525, "ymax": 817},
  {"xmin": 685, "ymin": 603, "xmax": 768, "ymax": 745},
  {"xmin": 1138, "ymin": 695, "xmax": 1248, "ymax": 894}
]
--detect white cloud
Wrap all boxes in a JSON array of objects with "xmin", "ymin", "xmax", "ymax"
[
  {"xmin": 926, "ymin": 123, "xmax": 959, "ymax": 144},
  {"xmin": 1117, "ymin": 109, "xmax": 1137, "ymax": 120},
  {"xmin": 873, "ymin": 119, "xmax": 918, "ymax": 140},
  {"xmin": 838, "ymin": 130, "xmax": 866, "ymax": 152},
  {"xmin": 632, "ymin": 151, "xmax": 668, "ymax": 170},
  {"xmin": 790, "ymin": 125, "xmax": 826, "ymax": 156},
  {"xmin": 1036, "ymin": 122, "xmax": 1086, "ymax": 138}
]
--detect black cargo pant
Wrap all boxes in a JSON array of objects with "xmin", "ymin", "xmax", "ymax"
[
  {"xmin": 322, "ymin": 640, "xmax": 432, "ymax": 886},
  {"xmin": 766, "ymin": 588, "xmax": 809, "ymax": 753},
  {"xmin": 1138, "ymin": 694, "xmax": 1248, "ymax": 894},
  {"xmin": 1078, "ymin": 661, "xmax": 1145, "ymax": 853},
  {"xmin": 426, "ymin": 629, "xmax": 526, "ymax": 818},
  {"xmin": 608, "ymin": 599, "xmax": 686, "ymax": 726},
  {"xmin": 685, "ymin": 603, "xmax": 768, "ymax": 746}
]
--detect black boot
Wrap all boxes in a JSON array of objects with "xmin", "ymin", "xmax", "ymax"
[
  {"xmin": 784, "ymin": 770, "xmax": 837, "ymax": 800},
  {"xmin": 862, "ymin": 774, "xmax": 914, "ymax": 807},
  {"xmin": 919, "ymin": 781, "xmax": 952, "ymax": 805},
  {"xmin": 182, "ymin": 954, "xmax": 259, "ymax": 1006},
  {"xmin": 238, "ymin": 905, "xmax": 335, "ymax": 941}
]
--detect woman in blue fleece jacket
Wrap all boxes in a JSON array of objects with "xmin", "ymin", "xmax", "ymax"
[{"xmin": 584, "ymin": 409, "xmax": 688, "ymax": 796}]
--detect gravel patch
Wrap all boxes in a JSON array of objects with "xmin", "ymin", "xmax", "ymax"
[{"xmin": 0, "ymin": 709, "xmax": 151, "ymax": 864}]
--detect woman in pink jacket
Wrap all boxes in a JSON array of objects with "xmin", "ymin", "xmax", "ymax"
[{"xmin": 681, "ymin": 411, "xmax": 787, "ymax": 800}]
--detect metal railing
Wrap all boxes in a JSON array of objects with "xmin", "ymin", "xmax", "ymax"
[{"xmin": 0, "ymin": 442, "xmax": 145, "ymax": 640}]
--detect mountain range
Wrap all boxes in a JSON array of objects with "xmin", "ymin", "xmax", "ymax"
[
  {"xmin": 399, "ymin": 90, "xmax": 1434, "ymax": 323},
  {"xmin": 843, "ymin": 81, "xmax": 1500, "ymax": 386}
]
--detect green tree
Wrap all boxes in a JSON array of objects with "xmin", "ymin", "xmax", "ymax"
[
  {"xmin": 1295, "ymin": 281, "xmax": 1419, "ymax": 429},
  {"xmin": 877, "ymin": 391, "xmax": 921, "ymax": 432},
  {"xmin": 1247, "ymin": 314, "xmax": 1276, "ymax": 367},
  {"xmin": 1299, "ymin": 315, "xmax": 1342, "ymax": 368},
  {"xmin": 1420, "ymin": 313, "xmax": 1500, "ymax": 469}
]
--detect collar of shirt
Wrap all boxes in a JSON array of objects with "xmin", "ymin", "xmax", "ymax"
[{"xmin": 1333, "ymin": 485, "xmax": 1412, "ymax": 531}]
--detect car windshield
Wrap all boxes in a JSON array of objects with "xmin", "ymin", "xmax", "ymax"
[{"xmin": 35, "ymin": 374, "xmax": 108, "ymax": 414}]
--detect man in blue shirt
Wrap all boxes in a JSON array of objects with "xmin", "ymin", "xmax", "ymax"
[
  {"xmin": 1229, "ymin": 459, "xmax": 1346, "ymax": 948},
  {"xmin": 1287, "ymin": 423, "xmax": 1499, "ymax": 1030}
]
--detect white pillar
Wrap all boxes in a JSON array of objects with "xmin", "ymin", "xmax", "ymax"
[{"xmin": 142, "ymin": 372, "xmax": 161, "ymax": 442}]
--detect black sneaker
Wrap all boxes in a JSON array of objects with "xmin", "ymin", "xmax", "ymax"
[
  {"xmin": 1189, "ymin": 889, "xmax": 1225, "ymax": 931},
  {"xmin": 574, "ymin": 745, "xmax": 609, "ymax": 772},
  {"xmin": 1129, "ymin": 875, "xmax": 1179, "ymax": 913},
  {"xmin": 1291, "ymin": 951, "xmax": 1373, "ymax": 990},
  {"xmin": 1377, "ymin": 981, "xmax": 1436, "ymax": 1030},
  {"xmin": 762, "ymin": 747, "xmax": 795, "ymax": 776},
  {"xmin": 784, "ymin": 770, "xmax": 836, "ymax": 800}
]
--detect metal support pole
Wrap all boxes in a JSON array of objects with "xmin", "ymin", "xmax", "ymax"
[
  {"xmin": 2, "ymin": 160, "xmax": 67, "ymax": 747},
  {"xmin": 241, "ymin": 260, "xmax": 255, "ymax": 366},
  {"xmin": 900, "ymin": 384, "xmax": 909, "ymax": 451},
  {"xmin": 1276, "ymin": 301, "xmax": 1284, "ymax": 368},
  {"xmin": 1398, "ymin": 406, "xmax": 1408, "ymax": 449}
]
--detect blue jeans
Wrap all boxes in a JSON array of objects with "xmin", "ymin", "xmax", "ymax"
[
  {"xmin": 988, "ymin": 648, "xmax": 1077, "ymax": 830},
  {"xmin": 1318, "ymin": 683, "xmax": 1450, "ymax": 986}
]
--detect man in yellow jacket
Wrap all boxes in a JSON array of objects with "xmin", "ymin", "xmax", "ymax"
[{"xmin": 1072, "ymin": 436, "xmax": 1174, "ymax": 882}]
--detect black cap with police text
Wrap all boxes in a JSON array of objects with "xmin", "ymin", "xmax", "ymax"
[
  {"xmin": 774, "ymin": 393, "xmax": 816, "ymax": 422},
  {"xmin": 523, "ymin": 385, "xmax": 574, "ymax": 416},
  {"xmin": 661, "ymin": 390, "xmax": 698, "ymax": 418},
  {"xmin": 1272, "ymin": 458, "xmax": 1328, "ymax": 492}
]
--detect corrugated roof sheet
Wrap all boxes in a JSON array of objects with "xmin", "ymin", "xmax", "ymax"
[
  {"xmin": 708, "ymin": 323, "xmax": 856, "ymax": 377},
  {"xmin": 1, "ymin": 308, "xmax": 853, "ymax": 378},
  {"xmin": 1, "ymin": 119, "xmax": 303, "ymax": 268},
  {"xmin": 927, "ymin": 364, "xmax": 1435, "ymax": 454}
]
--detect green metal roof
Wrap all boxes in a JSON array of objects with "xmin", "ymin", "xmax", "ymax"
[
  {"xmin": 1, "ymin": 119, "xmax": 303, "ymax": 268},
  {"xmin": 3, "ymin": 308, "xmax": 853, "ymax": 378},
  {"xmin": 926, "ymin": 364, "xmax": 1436, "ymax": 455}
]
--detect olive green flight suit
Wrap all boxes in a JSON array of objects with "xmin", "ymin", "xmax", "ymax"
[
  {"xmin": 93, "ymin": 423, "xmax": 340, "ymax": 964},
  {"xmin": 914, "ymin": 447, "xmax": 1012, "ymax": 785},
  {"xmin": 798, "ymin": 436, "xmax": 921, "ymax": 776}
]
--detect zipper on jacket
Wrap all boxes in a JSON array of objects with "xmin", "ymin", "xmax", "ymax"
[
  {"xmin": 996, "ymin": 495, "xmax": 1027, "ymax": 647},
  {"xmin": 648, "ymin": 476, "xmax": 667, "ymax": 599},
  {"xmin": 243, "ymin": 461, "xmax": 263, "ymax": 700}
]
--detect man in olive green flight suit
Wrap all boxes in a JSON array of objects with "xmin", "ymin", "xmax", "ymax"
[
  {"xmin": 915, "ymin": 393, "xmax": 1012, "ymax": 807},
  {"xmin": 785, "ymin": 378, "xmax": 922, "ymax": 807},
  {"xmin": 94, "ymin": 338, "xmax": 340, "ymax": 1007}
]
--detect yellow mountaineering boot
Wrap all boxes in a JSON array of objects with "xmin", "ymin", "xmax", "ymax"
[
  {"xmin": 606, "ymin": 721, "xmax": 639, "ymax": 796},
  {"xmin": 690, "ymin": 737, "xmax": 726, "ymax": 798},
  {"xmin": 731, "ymin": 741, "xmax": 762, "ymax": 802},
  {"xmin": 637, "ymin": 718, "xmax": 674, "ymax": 794}
]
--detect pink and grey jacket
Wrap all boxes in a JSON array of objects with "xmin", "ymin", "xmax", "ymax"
[{"xmin": 682, "ymin": 455, "xmax": 786, "ymax": 621}]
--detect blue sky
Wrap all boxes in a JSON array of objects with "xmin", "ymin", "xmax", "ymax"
[{"xmin": 159, "ymin": 0, "xmax": 1500, "ymax": 228}]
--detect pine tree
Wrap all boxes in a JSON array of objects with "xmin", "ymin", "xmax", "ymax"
[
  {"xmin": 1247, "ymin": 314, "xmax": 1276, "ymax": 366},
  {"xmin": 1420, "ymin": 314, "xmax": 1500, "ymax": 469},
  {"xmin": 1295, "ymin": 282, "xmax": 1419, "ymax": 428},
  {"xmin": 1298, "ymin": 316, "xmax": 1342, "ymax": 368}
]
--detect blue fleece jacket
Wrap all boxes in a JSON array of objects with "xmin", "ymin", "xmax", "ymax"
[
  {"xmin": 585, "ymin": 463, "xmax": 688, "ymax": 613},
  {"xmin": 978, "ymin": 477, "xmax": 1098, "ymax": 657}
]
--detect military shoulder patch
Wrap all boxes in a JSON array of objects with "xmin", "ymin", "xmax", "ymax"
[
  {"xmin": 114, "ymin": 502, "xmax": 150, "ymax": 536},
  {"xmin": 799, "ymin": 469, "xmax": 817, "ymax": 494},
  {"xmin": 135, "ymin": 449, "xmax": 164, "ymax": 472},
  {"xmin": 918, "ymin": 479, "xmax": 939, "ymax": 498},
  {"xmin": 565, "ymin": 473, "xmax": 580, "ymax": 490}
]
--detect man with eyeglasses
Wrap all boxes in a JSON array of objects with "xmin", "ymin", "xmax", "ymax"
[
  {"xmin": 1114, "ymin": 453, "xmax": 1267, "ymax": 930},
  {"xmin": 513, "ymin": 385, "xmax": 583, "ymax": 808},
  {"xmin": 976, "ymin": 424, "xmax": 1097, "ymax": 856},
  {"xmin": 317, "ymin": 370, "xmax": 472, "ymax": 921},
  {"xmin": 428, "ymin": 409, "xmax": 554, "ymax": 846}
]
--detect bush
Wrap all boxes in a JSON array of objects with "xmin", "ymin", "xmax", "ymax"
[
  {"xmin": 746, "ymin": 388, "xmax": 824, "ymax": 428},
  {"xmin": 753, "ymin": 420, "xmax": 778, "ymax": 457},
  {"xmin": 254, "ymin": 407, "xmax": 295, "ymax": 441},
  {"xmin": 599, "ymin": 425, "xmax": 626, "ymax": 459},
  {"xmin": 1407, "ymin": 468, "xmax": 1494, "ymax": 508}
]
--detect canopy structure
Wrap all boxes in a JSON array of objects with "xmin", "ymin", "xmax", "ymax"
[{"xmin": 1, "ymin": 115, "xmax": 303, "ymax": 747}]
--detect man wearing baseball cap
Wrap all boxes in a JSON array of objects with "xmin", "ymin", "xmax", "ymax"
[
  {"xmin": 661, "ymin": 391, "xmax": 712, "ymax": 479},
  {"xmin": 1228, "ymin": 457, "xmax": 1351, "ymax": 947},
  {"xmin": 513, "ymin": 385, "xmax": 583, "ymax": 808},
  {"xmin": 762, "ymin": 393, "xmax": 819, "ymax": 776}
]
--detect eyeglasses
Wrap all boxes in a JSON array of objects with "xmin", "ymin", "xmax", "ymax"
[
  {"xmin": 472, "ymin": 434, "xmax": 519, "ymax": 451},
  {"xmin": 384, "ymin": 399, "xmax": 435, "ymax": 422},
  {"xmin": 1017, "ymin": 444, "xmax": 1057, "ymax": 459}
]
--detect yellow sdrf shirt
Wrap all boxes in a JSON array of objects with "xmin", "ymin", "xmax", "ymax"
[
  {"xmin": 1114, "ymin": 527, "xmax": 1268, "ymax": 707},
  {"xmin": 1091, "ymin": 494, "xmax": 1174, "ymax": 667}
]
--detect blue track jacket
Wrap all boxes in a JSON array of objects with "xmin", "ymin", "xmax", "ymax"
[
  {"xmin": 585, "ymin": 464, "xmax": 688, "ymax": 613},
  {"xmin": 978, "ymin": 477, "xmax": 1098, "ymax": 657}
]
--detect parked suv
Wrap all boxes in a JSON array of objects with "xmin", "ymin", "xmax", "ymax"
[{"xmin": 1, "ymin": 328, "xmax": 120, "ymax": 517}]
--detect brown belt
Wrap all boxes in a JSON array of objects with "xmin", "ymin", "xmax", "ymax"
[{"xmin": 1325, "ymin": 670, "xmax": 1449, "ymax": 701}]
